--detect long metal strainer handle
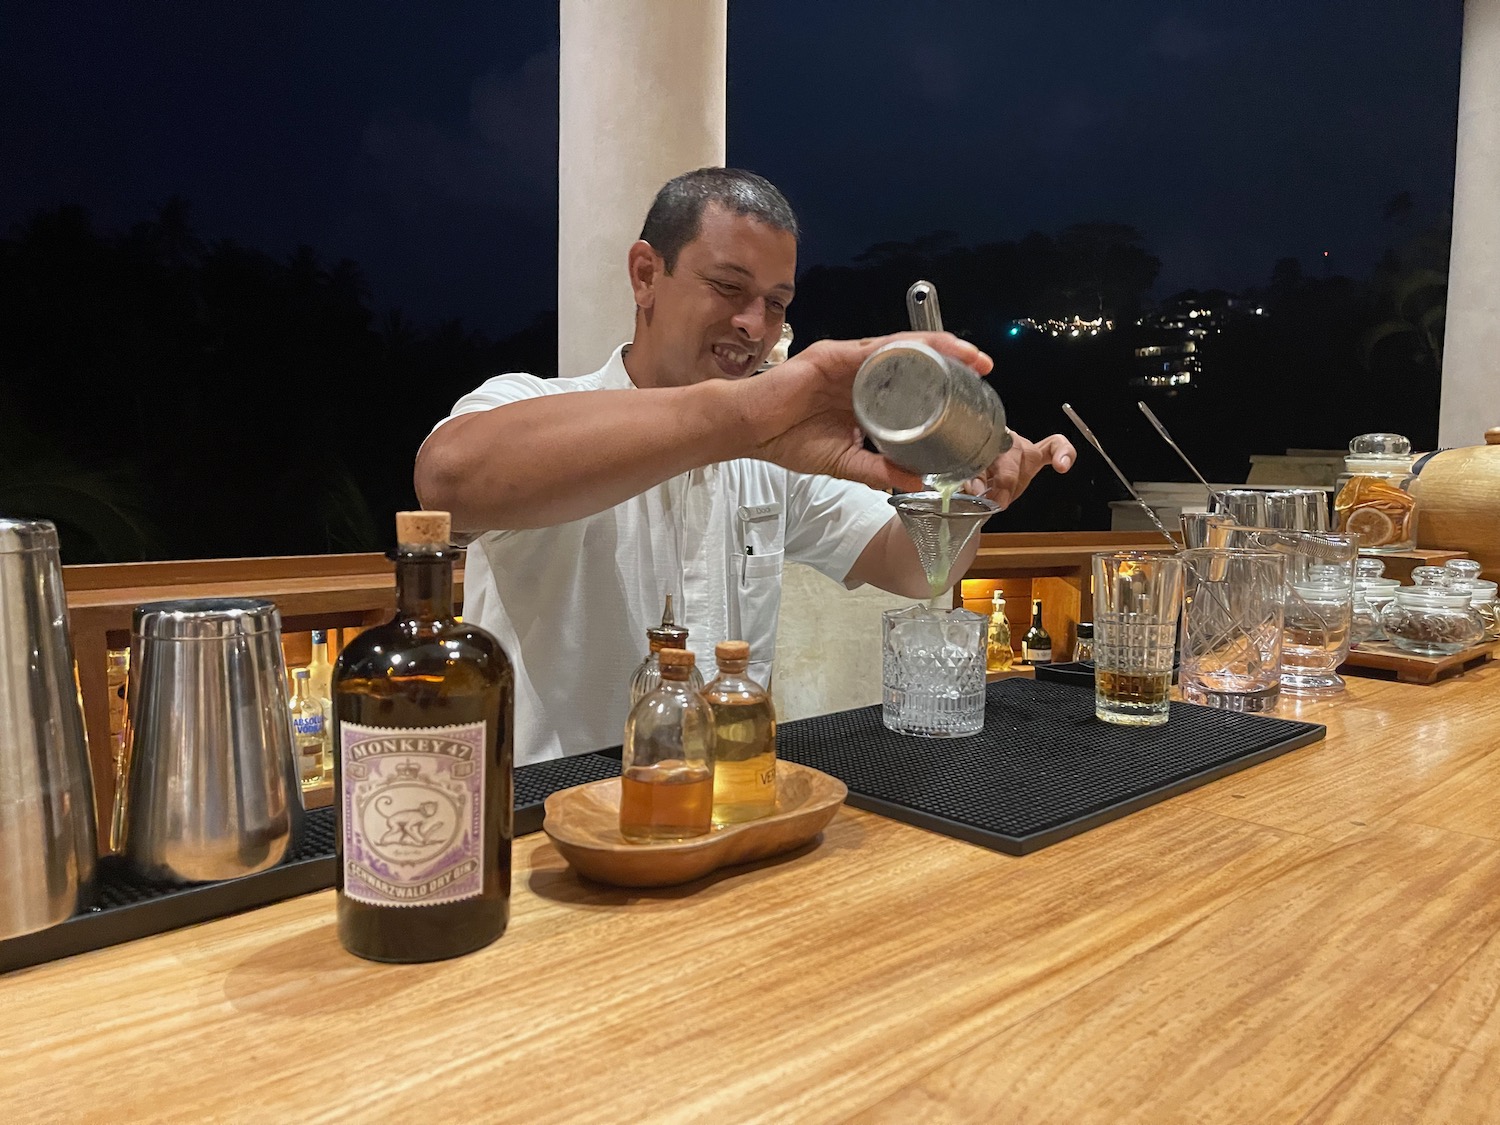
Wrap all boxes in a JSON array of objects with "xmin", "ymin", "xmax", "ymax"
[{"xmin": 1061, "ymin": 403, "xmax": 1180, "ymax": 549}]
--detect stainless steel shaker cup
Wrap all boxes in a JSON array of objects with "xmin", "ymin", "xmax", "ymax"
[
  {"xmin": 123, "ymin": 597, "xmax": 300, "ymax": 883},
  {"xmin": 0, "ymin": 518, "xmax": 97, "ymax": 940}
]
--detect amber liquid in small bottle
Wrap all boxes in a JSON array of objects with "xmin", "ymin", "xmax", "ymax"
[
  {"xmin": 620, "ymin": 648, "xmax": 715, "ymax": 842},
  {"xmin": 704, "ymin": 641, "xmax": 776, "ymax": 825},
  {"xmin": 619, "ymin": 761, "xmax": 715, "ymax": 841}
]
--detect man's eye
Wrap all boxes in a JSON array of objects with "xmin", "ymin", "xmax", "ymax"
[
  {"xmin": 767, "ymin": 300, "xmax": 786, "ymax": 314},
  {"xmin": 711, "ymin": 280, "xmax": 739, "ymax": 297}
]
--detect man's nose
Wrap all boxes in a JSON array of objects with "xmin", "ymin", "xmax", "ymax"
[{"xmin": 731, "ymin": 297, "xmax": 769, "ymax": 339}]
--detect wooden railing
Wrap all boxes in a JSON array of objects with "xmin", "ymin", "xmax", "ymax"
[{"xmin": 64, "ymin": 552, "xmax": 464, "ymax": 845}]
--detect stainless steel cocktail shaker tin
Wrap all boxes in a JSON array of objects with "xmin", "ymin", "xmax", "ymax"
[
  {"xmin": 853, "ymin": 340, "xmax": 1010, "ymax": 481},
  {"xmin": 0, "ymin": 518, "xmax": 98, "ymax": 941},
  {"xmin": 123, "ymin": 597, "xmax": 301, "ymax": 883},
  {"xmin": 851, "ymin": 280, "xmax": 1012, "ymax": 482}
]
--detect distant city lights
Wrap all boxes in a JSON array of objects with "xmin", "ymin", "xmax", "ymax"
[
  {"xmin": 1009, "ymin": 315, "xmax": 1114, "ymax": 339},
  {"xmin": 1017, "ymin": 299, "xmax": 1269, "ymax": 391}
]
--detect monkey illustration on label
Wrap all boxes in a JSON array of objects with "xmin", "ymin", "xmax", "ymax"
[{"xmin": 340, "ymin": 725, "xmax": 486, "ymax": 908}]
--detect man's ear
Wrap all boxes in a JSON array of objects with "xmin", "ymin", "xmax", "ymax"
[{"xmin": 627, "ymin": 240, "xmax": 662, "ymax": 309}]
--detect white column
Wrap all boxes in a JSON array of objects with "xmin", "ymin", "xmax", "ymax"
[
  {"xmin": 1442, "ymin": 0, "xmax": 1500, "ymax": 447},
  {"xmin": 558, "ymin": 0, "xmax": 727, "ymax": 376}
]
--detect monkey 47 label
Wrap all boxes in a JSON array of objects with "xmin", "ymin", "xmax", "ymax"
[{"xmin": 340, "ymin": 721, "xmax": 486, "ymax": 908}]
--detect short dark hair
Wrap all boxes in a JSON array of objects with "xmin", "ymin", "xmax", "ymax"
[{"xmin": 639, "ymin": 167, "xmax": 799, "ymax": 272}]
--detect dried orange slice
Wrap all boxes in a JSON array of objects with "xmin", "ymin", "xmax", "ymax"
[
  {"xmin": 1345, "ymin": 505, "xmax": 1398, "ymax": 547},
  {"xmin": 1334, "ymin": 475, "xmax": 1415, "ymax": 512}
]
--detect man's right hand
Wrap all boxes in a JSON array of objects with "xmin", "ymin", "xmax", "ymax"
[{"xmin": 732, "ymin": 332, "xmax": 995, "ymax": 492}]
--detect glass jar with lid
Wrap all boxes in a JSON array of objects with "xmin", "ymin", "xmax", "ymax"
[
  {"xmin": 1379, "ymin": 585, "xmax": 1485, "ymax": 656},
  {"xmin": 1444, "ymin": 560, "xmax": 1499, "ymax": 642},
  {"xmin": 1467, "ymin": 582, "xmax": 1500, "ymax": 642},
  {"xmin": 1334, "ymin": 433, "xmax": 1419, "ymax": 552}
]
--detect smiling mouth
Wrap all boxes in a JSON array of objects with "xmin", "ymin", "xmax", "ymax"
[{"xmin": 712, "ymin": 343, "xmax": 759, "ymax": 378}]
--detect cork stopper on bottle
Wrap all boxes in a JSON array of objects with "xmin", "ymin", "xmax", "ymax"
[
  {"xmin": 715, "ymin": 640, "xmax": 750, "ymax": 668},
  {"xmin": 658, "ymin": 647, "xmax": 696, "ymax": 681},
  {"xmin": 395, "ymin": 510, "xmax": 451, "ymax": 549}
]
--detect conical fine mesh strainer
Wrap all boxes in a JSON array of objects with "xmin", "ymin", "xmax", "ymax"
[{"xmin": 890, "ymin": 492, "xmax": 1000, "ymax": 589}]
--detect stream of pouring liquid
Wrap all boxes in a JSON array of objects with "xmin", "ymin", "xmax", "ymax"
[{"xmin": 923, "ymin": 476, "xmax": 966, "ymax": 600}]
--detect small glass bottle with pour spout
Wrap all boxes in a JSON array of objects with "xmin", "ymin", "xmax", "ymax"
[
  {"xmin": 703, "ymin": 641, "xmax": 777, "ymax": 825},
  {"xmin": 621, "ymin": 648, "xmax": 715, "ymax": 842},
  {"xmin": 630, "ymin": 594, "xmax": 704, "ymax": 705},
  {"xmin": 986, "ymin": 591, "xmax": 1013, "ymax": 672}
]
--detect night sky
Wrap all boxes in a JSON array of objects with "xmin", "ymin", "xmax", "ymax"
[{"xmin": 2, "ymin": 2, "xmax": 1464, "ymax": 340}]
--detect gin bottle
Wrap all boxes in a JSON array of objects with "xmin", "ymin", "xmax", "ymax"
[{"xmin": 333, "ymin": 510, "xmax": 513, "ymax": 962}]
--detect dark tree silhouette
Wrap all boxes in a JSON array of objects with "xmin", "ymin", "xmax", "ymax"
[
  {"xmin": 0, "ymin": 202, "xmax": 1444, "ymax": 558},
  {"xmin": 0, "ymin": 202, "xmax": 553, "ymax": 562}
]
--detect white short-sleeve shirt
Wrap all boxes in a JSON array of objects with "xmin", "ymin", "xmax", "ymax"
[{"xmin": 430, "ymin": 345, "xmax": 895, "ymax": 766}]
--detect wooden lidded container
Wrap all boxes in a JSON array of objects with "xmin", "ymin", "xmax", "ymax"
[{"xmin": 1412, "ymin": 427, "xmax": 1500, "ymax": 579}]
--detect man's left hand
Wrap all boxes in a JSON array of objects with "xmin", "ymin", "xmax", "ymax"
[{"xmin": 963, "ymin": 430, "xmax": 1076, "ymax": 509}]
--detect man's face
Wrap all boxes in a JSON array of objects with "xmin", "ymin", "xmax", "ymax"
[{"xmin": 638, "ymin": 203, "xmax": 797, "ymax": 385}]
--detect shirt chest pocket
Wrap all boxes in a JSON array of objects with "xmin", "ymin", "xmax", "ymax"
[
  {"xmin": 737, "ymin": 504, "xmax": 784, "ymax": 682},
  {"xmin": 738, "ymin": 503, "xmax": 785, "ymax": 580}
]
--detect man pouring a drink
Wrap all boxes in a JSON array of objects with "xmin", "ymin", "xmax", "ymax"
[{"xmin": 415, "ymin": 167, "xmax": 1076, "ymax": 766}]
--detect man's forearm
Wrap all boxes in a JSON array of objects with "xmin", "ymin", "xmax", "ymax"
[{"xmin": 415, "ymin": 381, "xmax": 752, "ymax": 532}]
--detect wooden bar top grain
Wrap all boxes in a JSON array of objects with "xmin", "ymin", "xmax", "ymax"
[{"xmin": 3, "ymin": 666, "xmax": 1499, "ymax": 1124}]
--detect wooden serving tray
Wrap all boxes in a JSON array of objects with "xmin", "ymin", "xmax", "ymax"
[
  {"xmin": 1342, "ymin": 639, "xmax": 1498, "ymax": 685},
  {"xmin": 543, "ymin": 761, "xmax": 846, "ymax": 888}
]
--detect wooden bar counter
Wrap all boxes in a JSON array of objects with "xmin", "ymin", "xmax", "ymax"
[{"xmin": 4, "ymin": 664, "xmax": 1499, "ymax": 1123}]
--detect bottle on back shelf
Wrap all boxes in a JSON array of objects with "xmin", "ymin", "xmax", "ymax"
[
  {"xmin": 621, "ymin": 648, "xmax": 715, "ymax": 843},
  {"xmin": 986, "ymin": 591, "xmax": 1013, "ymax": 672},
  {"xmin": 332, "ymin": 510, "xmax": 513, "ymax": 963},
  {"xmin": 703, "ymin": 640, "xmax": 777, "ymax": 825},
  {"xmin": 1072, "ymin": 622, "xmax": 1095, "ymax": 664},
  {"xmin": 306, "ymin": 629, "xmax": 334, "ymax": 705},
  {"xmin": 1022, "ymin": 598, "xmax": 1053, "ymax": 665},
  {"xmin": 290, "ymin": 667, "xmax": 331, "ymax": 790},
  {"xmin": 630, "ymin": 594, "xmax": 704, "ymax": 704}
]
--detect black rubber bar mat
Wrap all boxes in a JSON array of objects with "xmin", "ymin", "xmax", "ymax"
[
  {"xmin": 774, "ymin": 678, "xmax": 1324, "ymax": 855},
  {"xmin": 0, "ymin": 808, "xmax": 336, "ymax": 976},
  {"xmin": 1, "ymin": 753, "xmax": 622, "ymax": 975}
]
